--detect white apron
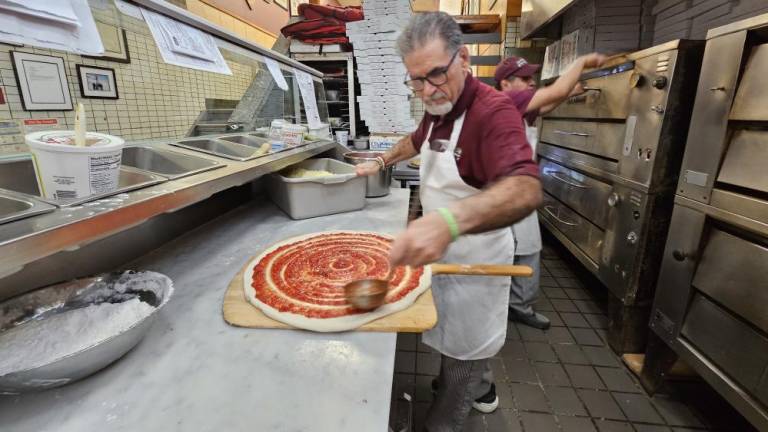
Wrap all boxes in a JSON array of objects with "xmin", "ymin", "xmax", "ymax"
[
  {"xmin": 419, "ymin": 113, "xmax": 515, "ymax": 360},
  {"xmin": 511, "ymin": 121, "xmax": 542, "ymax": 256}
]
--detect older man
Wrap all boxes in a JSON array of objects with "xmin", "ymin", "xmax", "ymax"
[
  {"xmin": 356, "ymin": 12, "xmax": 541, "ymax": 432},
  {"xmin": 495, "ymin": 53, "xmax": 607, "ymax": 330}
]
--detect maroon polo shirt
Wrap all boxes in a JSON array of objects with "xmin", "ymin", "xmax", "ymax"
[
  {"xmin": 410, "ymin": 74, "xmax": 538, "ymax": 189},
  {"xmin": 506, "ymin": 88, "xmax": 539, "ymax": 126}
]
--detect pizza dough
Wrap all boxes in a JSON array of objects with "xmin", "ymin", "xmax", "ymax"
[
  {"xmin": 283, "ymin": 167, "xmax": 333, "ymax": 178},
  {"xmin": 244, "ymin": 231, "xmax": 431, "ymax": 332}
]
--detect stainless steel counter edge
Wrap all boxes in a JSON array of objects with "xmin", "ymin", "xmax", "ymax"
[{"xmin": 0, "ymin": 140, "xmax": 337, "ymax": 278}]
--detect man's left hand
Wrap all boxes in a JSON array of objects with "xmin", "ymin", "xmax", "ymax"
[{"xmin": 389, "ymin": 212, "xmax": 454, "ymax": 267}]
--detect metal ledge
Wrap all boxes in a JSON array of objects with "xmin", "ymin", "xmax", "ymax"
[
  {"xmin": 675, "ymin": 194, "xmax": 768, "ymax": 237},
  {"xmin": 707, "ymin": 11, "xmax": 768, "ymax": 39},
  {"xmin": 0, "ymin": 139, "xmax": 336, "ymax": 279},
  {"xmin": 673, "ymin": 337, "xmax": 768, "ymax": 431}
]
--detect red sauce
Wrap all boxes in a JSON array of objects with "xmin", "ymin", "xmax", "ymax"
[{"xmin": 251, "ymin": 233, "xmax": 424, "ymax": 318}]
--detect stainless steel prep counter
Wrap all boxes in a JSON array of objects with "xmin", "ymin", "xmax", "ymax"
[{"xmin": 0, "ymin": 189, "xmax": 412, "ymax": 432}]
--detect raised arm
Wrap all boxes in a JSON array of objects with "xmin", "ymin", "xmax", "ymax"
[{"xmin": 528, "ymin": 53, "xmax": 607, "ymax": 115}]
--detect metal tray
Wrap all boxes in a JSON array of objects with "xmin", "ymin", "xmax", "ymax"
[{"xmin": 0, "ymin": 271, "xmax": 174, "ymax": 393}]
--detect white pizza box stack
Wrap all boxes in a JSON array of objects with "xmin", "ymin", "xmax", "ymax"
[
  {"xmin": 347, "ymin": 0, "xmax": 415, "ymax": 134},
  {"xmin": 266, "ymin": 158, "xmax": 366, "ymax": 220}
]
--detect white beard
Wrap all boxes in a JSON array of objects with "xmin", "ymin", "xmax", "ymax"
[{"xmin": 424, "ymin": 101, "xmax": 453, "ymax": 115}]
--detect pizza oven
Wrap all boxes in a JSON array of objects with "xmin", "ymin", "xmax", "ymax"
[
  {"xmin": 536, "ymin": 39, "xmax": 705, "ymax": 353},
  {"xmin": 644, "ymin": 13, "xmax": 768, "ymax": 431}
]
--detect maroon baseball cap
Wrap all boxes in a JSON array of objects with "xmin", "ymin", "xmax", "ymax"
[{"xmin": 494, "ymin": 56, "xmax": 541, "ymax": 83}]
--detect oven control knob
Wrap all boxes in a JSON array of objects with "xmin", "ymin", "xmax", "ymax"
[
  {"xmin": 607, "ymin": 193, "xmax": 621, "ymax": 207},
  {"xmin": 626, "ymin": 231, "xmax": 638, "ymax": 245},
  {"xmin": 652, "ymin": 76, "xmax": 668, "ymax": 89}
]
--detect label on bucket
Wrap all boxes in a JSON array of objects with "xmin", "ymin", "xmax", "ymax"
[
  {"xmin": 40, "ymin": 152, "xmax": 122, "ymax": 200},
  {"xmin": 89, "ymin": 153, "xmax": 122, "ymax": 194}
]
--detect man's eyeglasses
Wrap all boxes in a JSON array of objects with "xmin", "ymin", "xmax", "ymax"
[{"xmin": 404, "ymin": 50, "xmax": 460, "ymax": 92}]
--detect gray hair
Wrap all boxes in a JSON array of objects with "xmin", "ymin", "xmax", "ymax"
[{"xmin": 397, "ymin": 12, "xmax": 463, "ymax": 57}]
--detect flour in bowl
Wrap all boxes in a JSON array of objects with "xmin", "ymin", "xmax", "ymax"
[{"xmin": 0, "ymin": 298, "xmax": 155, "ymax": 376}]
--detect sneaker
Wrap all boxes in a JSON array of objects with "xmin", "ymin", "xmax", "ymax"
[
  {"xmin": 430, "ymin": 380, "xmax": 500, "ymax": 414},
  {"xmin": 471, "ymin": 383, "xmax": 499, "ymax": 413},
  {"xmin": 508, "ymin": 307, "xmax": 551, "ymax": 330}
]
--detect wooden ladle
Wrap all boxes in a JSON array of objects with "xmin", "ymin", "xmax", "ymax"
[{"xmin": 344, "ymin": 264, "xmax": 534, "ymax": 311}]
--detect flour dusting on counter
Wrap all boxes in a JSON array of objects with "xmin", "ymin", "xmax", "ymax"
[{"xmin": 0, "ymin": 299, "xmax": 155, "ymax": 376}]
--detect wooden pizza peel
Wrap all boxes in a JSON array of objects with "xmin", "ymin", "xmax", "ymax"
[{"xmin": 222, "ymin": 260, "xmax": 438, "ymax": 333}]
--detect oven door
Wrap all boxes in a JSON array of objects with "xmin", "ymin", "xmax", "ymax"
[{"xmin": 650, "ymin": 200, "xmax": 768, "ymax": 430}]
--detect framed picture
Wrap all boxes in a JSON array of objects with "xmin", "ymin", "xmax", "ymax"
[
  {"xmin": 275, "ymin": 0, "xmax": 288, "ymax": 11},
  {"xmin": 76, "ymin": 65, "xmax": 119, "ymax": 99},
  {"xmin": 10, "ymin": 51, "xmax": 73, "ymax": 111},
  {"xmin": 84, "ymin": 23, "xmax": 130, "ymax": 63}
]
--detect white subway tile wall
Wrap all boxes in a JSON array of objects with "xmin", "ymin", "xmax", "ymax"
[{"xmin": 0, "ymin": 4, "xmax": 255, "ymax": 154}]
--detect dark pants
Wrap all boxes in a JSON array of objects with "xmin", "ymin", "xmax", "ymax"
[{"xmin": 424, "ymin": 355, "xmax": 493, "ymax": 432}]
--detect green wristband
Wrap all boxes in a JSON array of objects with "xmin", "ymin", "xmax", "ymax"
[{"xmin": 436, "ymin": 207, "xmax": 460, "ymax": 241}]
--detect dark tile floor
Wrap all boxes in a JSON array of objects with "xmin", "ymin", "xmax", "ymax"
[{"xmin": 388, "ymin": 236, "xmax": 756, "ymax": 432}]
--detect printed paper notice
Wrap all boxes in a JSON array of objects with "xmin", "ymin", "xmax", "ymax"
[
  {"xmin": 294, "ymin": 69, "xmax": 322, "ymax": 129},
  {"xmin": 265, "ymin": 57, "xmax": 289, "ymax": 91},
  {"xmin": 142, "ymin": 9, "xmax": 232, "ymax": 75},
  {"xmin": 114, "ymin": 0, "xmax": 144, "ymax": 21}
]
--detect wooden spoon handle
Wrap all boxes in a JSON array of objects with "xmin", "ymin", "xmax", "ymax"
[{"xmin": 431, "ymin": 264, "xmax": 533, "ymax": 277}]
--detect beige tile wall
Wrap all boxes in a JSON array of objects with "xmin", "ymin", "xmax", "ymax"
[{"xmin": 0, "ymin": 3, "xmax": 256, "ymax": 155}]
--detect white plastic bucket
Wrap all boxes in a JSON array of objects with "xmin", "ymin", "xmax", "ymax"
[
  {"xmin": 281, "ymin": 124, "xmax": 306, "ymax": 147},
  {"xmin": 26, "ymin": 131, "xmax": 125, "ymax": 200},
  {"xmin": 335, "ymin": 130, "xmax": 349, "ymax": 146},
  {"xmin": 308, "ymin": 123, "xmax": 331, "ymax": 139}
]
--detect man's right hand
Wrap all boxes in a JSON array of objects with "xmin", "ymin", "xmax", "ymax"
[
  {"xmin": 581, "ymin": 53, "xmax": 608, "ymax": 69},
  {"xmin": 355, "ymin": 161, "xmax": 381, "ymax": 176}
]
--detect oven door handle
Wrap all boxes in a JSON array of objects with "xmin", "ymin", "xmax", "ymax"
[
  {"xmin": 553, "ymin": 130, "xmax": 591, "ymax": 137},
  {"xmin": 581, "ymin": 86, "xmax": 602, "ymax": 92},
  {"xmin": 547, "ymin": 170, "xmax": 590, "ymax": 189},
  {"xmin": 543, "ymin": 205, "xmax": 579, "ymax": 226}
]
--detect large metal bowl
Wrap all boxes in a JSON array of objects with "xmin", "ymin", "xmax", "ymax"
[{"xmin": 0, "ymin": 271, "xmax": 174, "ymax": 394}]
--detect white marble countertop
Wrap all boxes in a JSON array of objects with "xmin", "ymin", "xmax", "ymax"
[{"xmin": 0, "ymin": 189, "xmax": 412, "ymax": 432}]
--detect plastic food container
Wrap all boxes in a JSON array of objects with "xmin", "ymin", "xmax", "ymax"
[
  {"xmin": 335, "ymin": 130, "xmax": 349, "ymax": 146},
  {"xmin": 352, "ymin": 137, "xmax": 368, "ymax": 150},
  {"xmin": 266, "ymin": 158, "xmax": 366, "ymax": 219},
  {"xmin": 26, "ymin": 131, "xmax": 124, "ymax": 200},
  {"xmin": 281, "ymin": 124, "xmax": 306, "ymax": 147},
  {"xmin": 268, "ymin": 119, "xmax": 286, "ymax": 141}
]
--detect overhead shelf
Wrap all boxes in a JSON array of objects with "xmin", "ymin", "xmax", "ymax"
[
  {"xmin": 519, "ymin": 0, "xmax": 576, "ymax": 39},
  {"xmin": 454, "ymin": 14, "xmax": 501, "ymax": 34}
]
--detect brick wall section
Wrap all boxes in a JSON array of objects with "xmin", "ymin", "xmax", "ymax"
[
  {"xmin": 555, "ymin": 0, "xmax": 768, "ymax": 55},
  {"xmin": 0, "ymin": 3, "xmax": 256, "ymax": 154},
  {"xmin": 650, "ymin": 0, "xmax": 768, "ymax": 44},
  {"xmin": 594, "ymin": 0, "xmax": 643, "ymax": 53}
]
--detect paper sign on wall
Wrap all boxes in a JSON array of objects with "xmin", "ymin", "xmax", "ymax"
[
  {"xmin": 264, "ymin": 57, "xmax": 289, "ymax": 91},
  {"xmin": 114, "ymin": 0, "xmax": 144, "ymax": 21},
  {"xmin": 294, "ymin": 69, "xmax": 322, "ymax": 129}
]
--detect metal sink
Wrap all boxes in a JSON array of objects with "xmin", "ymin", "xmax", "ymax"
[
  {"xmin": 219, "ymin": 134, "xmax": 269, "ymax": 147},
  {"xmin": 0, "ymin": 156, "xmax": 166, "ymax": 207},
  {"xmin": 170, "ymin": 138, "xmax": 266, "ymax": 162},
  {"xmin": 122, "ymin": 146, "xmax": 223, "ymax": 180},
  {"xmin": 0, "ymin": 190, "xmax": 55, "ymax": 225}
]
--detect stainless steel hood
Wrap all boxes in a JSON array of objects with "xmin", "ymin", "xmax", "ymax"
[{"xmin": 520, "ymin": 0, "xmax": 576, "ymax": 39}]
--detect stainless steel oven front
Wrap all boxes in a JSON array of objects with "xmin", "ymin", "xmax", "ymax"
[
  {"xmin": 645, "ymin": 13, "xmax": 768, "ymax": 431},
  {"xmin": 537, "ymin": 40, "xmax": 705, "ymax": 353}
]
